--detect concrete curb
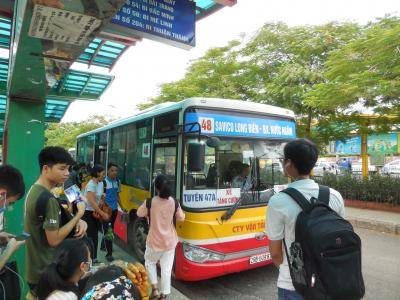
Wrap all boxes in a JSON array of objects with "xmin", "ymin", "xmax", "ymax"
[{"xmin": 348, "ymin": 217, "xmax": 400, "ymax": 235}]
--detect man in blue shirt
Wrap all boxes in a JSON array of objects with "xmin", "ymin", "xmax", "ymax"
[{"xmin": 102, "ymin": 163, "xmax": 122, "ymax": 262}]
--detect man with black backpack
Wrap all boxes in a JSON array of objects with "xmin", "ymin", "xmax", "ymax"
[
  {"xmin": 267, "ymin": 139, "xmax": 364, "ymax": 300},
  {"xmin": 24, "ymin": 147, "xmax": 88, "ymax": 296}
]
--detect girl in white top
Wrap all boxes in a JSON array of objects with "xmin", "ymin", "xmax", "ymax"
[
  {"xmin": 82, "ymin": 165, "xmax": 108, "ymax": 261},
  {"xmin": 36, "ymin": 239, "xmax": 92, "ymax": 300}
]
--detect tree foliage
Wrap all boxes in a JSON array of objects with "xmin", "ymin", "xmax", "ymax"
[
  {"xmin": 45, "ymin": 115, "xmax": 112, "ymax": 149},
  {"xmin": 138, "ymin": 40, "xmax": 244, "ymax": 110},
  {"xmin": 140, "ymin": 17, "xmax": 400, "ymax": 145},
  {"xmin": 239, "ymin": 22, "xmax": 361, "ymax": 142},
  {"xmin": 306, "ymin": 16, "xmax": 400, "ymax": 134}
]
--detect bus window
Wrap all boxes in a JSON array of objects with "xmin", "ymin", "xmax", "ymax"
[
  {"xmin": 77, "ymin": 135, "xmax": 95, "ymax": 166},
  {"xmin": 184, "ymin": 139, "xmax": 287, "ymax": 208},
  {"xmin": 153, "ymin": 145, "xmax": 176, "ymax": 197},
  {"xmin": 184, "ymin": 141, "xmax": 215, "ymax": 189},
  {"xmin": 125, "ymin": 121, "xmax": 152, "ymax": 190},
  {"xmin": 94, "ymin": 131, "xmax": 107, "ymax": 167},
  {"xmin": 108, "ymin": 127, "xmax": 127, "ymax": 182}
]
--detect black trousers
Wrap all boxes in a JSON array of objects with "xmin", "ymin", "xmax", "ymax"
[
  {"xmin": 101, "ymin": 209, "xmax": 118, "ymax": 256},
  {"xmin": 82, "ymin": 211, "xmax": 101, "ymax": 260}
]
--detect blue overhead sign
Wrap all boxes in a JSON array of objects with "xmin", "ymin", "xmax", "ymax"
[
  {"xmin": 185, "ymin": 113, "xmax": 296, "ymax": 139},
  {"xmin": 112, "ymin": 0, "xmax": 195, "ymax": 49}
]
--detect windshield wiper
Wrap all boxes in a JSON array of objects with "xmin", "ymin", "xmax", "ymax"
[{"xmin": 221, "ymin": 195, "xmax": 243, "ymax": 221}]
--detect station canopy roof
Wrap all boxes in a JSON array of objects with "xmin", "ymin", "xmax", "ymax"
[
  {"xmin": 0, "ymin": 0, "xmax": 236, "ymax": 125},
  {"xmin": 0, "ymin": 58, "xmax": 113, "ymax": 125},
  {"xmin": 0, "ymin": 1, "xmax": 234, "ymax": 68}
]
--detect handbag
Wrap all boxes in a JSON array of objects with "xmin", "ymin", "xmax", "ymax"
[
  {"xmin": 92, "ymin": 202, "xmax": 112, "ymax": 221},
  {"xmin": 0, "ymin": 261, "xmax": 21, "ymax": 300}
]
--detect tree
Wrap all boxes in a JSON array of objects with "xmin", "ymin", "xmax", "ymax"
[
  {"xmin": 240, "ymin": 22, "xmax": 361, "ymax": 140},
  {"xmin": 306, "ymin": 16, "xmax": 400, "ymax": 133},
  {"xmin": 138, "ymin": 40, "xmax": 246, "ymax": 110},
  {"xmin": 140, "ymin": 22, "xmax": 361, "ymax": 144},
  {"xmin": 45, "ymin": 115, "xmax": 113, "ymax": 149}
]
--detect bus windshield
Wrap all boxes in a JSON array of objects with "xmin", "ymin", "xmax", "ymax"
[{"xmin": 183, "ymin": 138, "xmax": 289, "ymax": 210}]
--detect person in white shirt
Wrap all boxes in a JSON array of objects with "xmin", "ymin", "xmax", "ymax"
[
  {"xmin": 82, "ymin": 165, "xmax": 107, "ymax": 262},
  {"xmin": 36, "ymin": 239, "xmax": 92, "ymax": 300},
  {"xmin": 266, "ymin": 139, "xmax": 344, "ymax": 300}
]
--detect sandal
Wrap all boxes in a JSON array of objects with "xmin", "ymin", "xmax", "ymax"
[
  {"xmin": 150, "ymin": 288, "xmax": 159, "ymax": 300},
  {"xmin": 159, "ymin": 294, "xmax": 167, "ymax": 300}
]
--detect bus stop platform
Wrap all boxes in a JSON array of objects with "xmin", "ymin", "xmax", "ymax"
[
  {"xmin": 346, "ymin": 207, "xmax": 400, "ymax": 235},
  {"xmin": 97, "ymin": 238, "xmax": 190, "ymax": 300}
]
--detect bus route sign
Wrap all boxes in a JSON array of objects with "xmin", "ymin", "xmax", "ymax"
[
  {"xmin": 110, "ymin": 0, "xmax": 195, "ymax": 49},
  {"xmin": 185, "ymin": 112, "xmax": 296, "ymax": 139}
]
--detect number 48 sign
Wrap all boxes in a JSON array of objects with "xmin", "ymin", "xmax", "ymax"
[{"xmin": 199, "ymin": 117, "xmax": 214, "ymax": 134}]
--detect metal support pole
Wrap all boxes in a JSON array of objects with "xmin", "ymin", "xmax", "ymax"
[
  {"xmin": 3, "ymin": 97, "xmax": 45, "ymax": 296},
  {"xmin": 361, "ymin": 134, "xmax": 368, "ymax": 178}
]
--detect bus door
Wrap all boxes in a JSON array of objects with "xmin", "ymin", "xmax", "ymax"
[
  {"xmin": 152, "ymin": 142, "xmax": 177, "ymax": 197},
  {"xmin": 94, "ymin": 131, "xmax": 107, "ymax": 166},
  {"xmin": 152, "ymin": 110, "xmax": 179, "ymax": 197}
]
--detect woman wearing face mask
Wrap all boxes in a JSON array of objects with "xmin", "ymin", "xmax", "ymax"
[{"xmin": 36, "ymin": 239, "xmax": 92, "ymax": 300}]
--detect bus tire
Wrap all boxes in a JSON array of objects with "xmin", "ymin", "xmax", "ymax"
[{"xmin": 128, "ymin": 216, "xmax": 147, "ymax": 262}]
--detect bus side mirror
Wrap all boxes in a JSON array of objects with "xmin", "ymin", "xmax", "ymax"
[
  {"xmin": 187, "ymin": 143, "xmax": 205, "ymax": 172},
  {"xmin": 206, "ymin": 136, "xmax": 221, "ymax": 148}
]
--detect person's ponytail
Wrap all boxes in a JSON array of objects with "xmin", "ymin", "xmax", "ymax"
[
  {"xmin": 36, "ymin": 263, "xmax": 76, "ymax": 300},
  {"xmin": 36, "ymin": 239, "xmax": 88, "ymax": 299},
  {"xmin": 154, "ymin": 174, "xmax": 172, "ymax": 199}
]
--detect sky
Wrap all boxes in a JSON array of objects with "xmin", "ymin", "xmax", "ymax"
[{"xmin": 58, "ymin": 0, "xmax": 398, "ymax": 122}]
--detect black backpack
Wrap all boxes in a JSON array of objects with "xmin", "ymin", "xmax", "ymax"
[
  {"xmin": 281, "ymin": 185, "xmax": 365, "ymax": 300},
  {"xmin": 36, "ymin": 190, "xmax": 76, "ymax": 244},
  {"xmin": 145, "ymin": 197, "xmax": 179, "ymax": 229}
]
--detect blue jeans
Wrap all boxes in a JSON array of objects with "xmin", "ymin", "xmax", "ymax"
[{"xmin": 278, "ymin": 288, "xmax": 304, "ymax": 300}]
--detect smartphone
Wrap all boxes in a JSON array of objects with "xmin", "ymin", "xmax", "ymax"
[
  {"xmin": 64, "ymin": 184, "xmax": 81, "ymax": 203},
  {"xmin": 15, "ymin": 232, "xmax": 30, "ymax": 241}
]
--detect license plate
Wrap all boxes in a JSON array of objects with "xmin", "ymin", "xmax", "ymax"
[{"xmin": 249, "ymin": 252, "xmax": 271, "ymax": 264}]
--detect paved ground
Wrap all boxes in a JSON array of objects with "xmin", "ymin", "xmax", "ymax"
[
  {"xmin": 104, "ymin": 207, "xmax": 400, "ymax": 299},
  {"xmin": 172, "ymin": 228, "xmax": 400, "ymax": 300},
  {"xmin": 97, "ymin": 238, "xmax": 189, "ymax": 300},
  {"xmin": 346, "ymin": 207, "xmax": 400, "ymax": 234},
  {"xmin": 346, "ymin": 207, "xmax": 400, "ymax": 224}
]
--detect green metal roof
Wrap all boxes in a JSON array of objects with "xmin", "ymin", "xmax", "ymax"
[
  {"xmin": 0, "ymin": 94, "xmax": 70, "ymax": 123},
  {"xmin": 195, "ymin": 0, "xmax": 228, "ymax": 20},
  {"xmin": 1, "ymin": 58, "xmax": 114, "ymax": 100},
  {"xmin": 0, "ymin": 57, "xmax": 7, "ymax": 92},
  {"xmin": 0, "ymin": 17, "xmax": 11, "ymax": 50},
  {"xmin": 0, "ymin": 17, "xmax": 126, "ymax": 70},
  {"xmin": 0, "ymin": 94, "xmax": 6, "ymax": 120},
  {"xmin": 50, "ymin": 70, "xmax": 114, "ymax": 100},
  {"xmin": 45, "ymin": 98, "xmax": 71, "ymax": 122},
  {"xmin": 77, "ymin": 38, "xmax": 128, "ymax": 69},
  {"xmin": 1, "ymin": 1, "xmax": 233, "ymax": 64}
]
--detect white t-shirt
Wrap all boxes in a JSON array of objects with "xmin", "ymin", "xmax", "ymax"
[
  {"xmin": 266, "ymin": 179, "xmax": 345, "ymax": 291},
  {"xmin": 46, "ymin": 290, "xmax": 77, "ymax": 300},
  {"xmin": 83, "ymin": 179, "xmax": 104, "ymax": 211}
]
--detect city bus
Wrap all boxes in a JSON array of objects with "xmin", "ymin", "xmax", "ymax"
[{"xmin": 76, "ymin": 98, "xmax": 296, "ymax": 281}]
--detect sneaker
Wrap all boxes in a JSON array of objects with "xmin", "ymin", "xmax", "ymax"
[{"xmin": 105, "ymin": 255, "xmax": 114, "ymax": 262}]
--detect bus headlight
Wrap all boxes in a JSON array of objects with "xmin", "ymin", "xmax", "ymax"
[{"xmin": 182, "ymin": 242, "xmax": 224, "ymax": 263}]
